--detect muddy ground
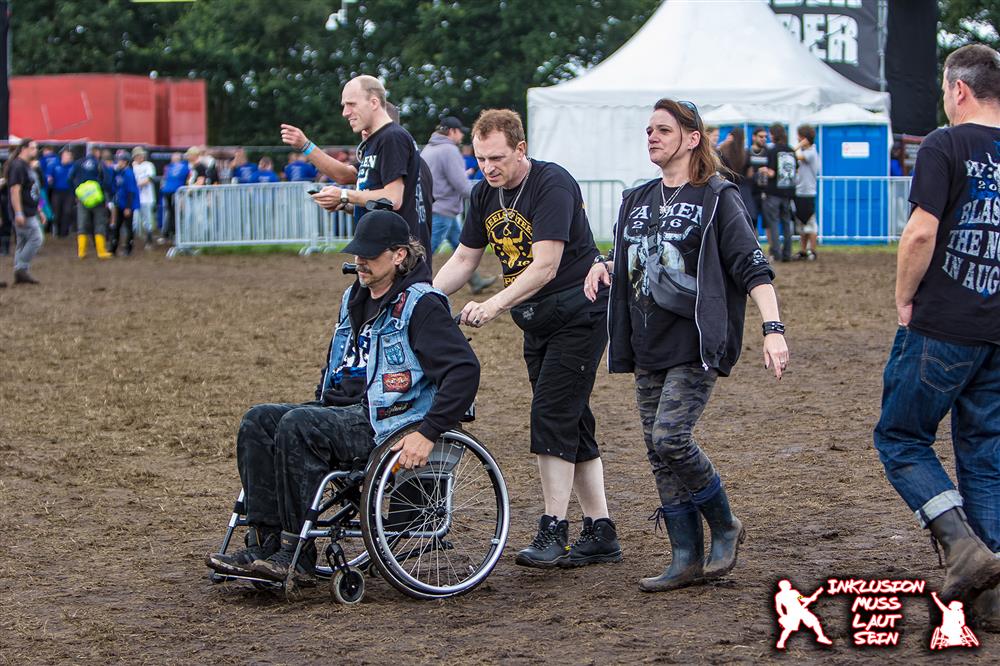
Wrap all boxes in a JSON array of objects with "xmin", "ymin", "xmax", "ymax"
[{"xmin": 0, "ymin": 239, "xmax": 989, "ymax": 664}]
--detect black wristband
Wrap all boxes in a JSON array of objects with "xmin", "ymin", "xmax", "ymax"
[{"xmin": 762, "ymin": 321, "xmax": 785, "ymax": 337}]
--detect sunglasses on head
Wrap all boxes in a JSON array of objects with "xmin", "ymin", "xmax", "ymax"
[{"xmin": 677, "ymin": 100, "xmax": 702, "ymax": 128}]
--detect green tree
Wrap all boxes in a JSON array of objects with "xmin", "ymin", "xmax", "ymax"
[{"xmin": 11, "ymin": 0, "xmax": 659, "ymax": 145}]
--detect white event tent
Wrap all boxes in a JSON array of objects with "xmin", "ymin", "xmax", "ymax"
[{"xmin": 526, "ymin": 0, "xmax": 891, "ymax": 189}]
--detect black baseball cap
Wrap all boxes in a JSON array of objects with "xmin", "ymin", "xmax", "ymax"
[
  {"xmin": 343, "ymin": 210, "xmax": 410, "ymax": 258},
  {"xmin": 440, "ymin": 116, "xmax": 469, "ymax": 132}
]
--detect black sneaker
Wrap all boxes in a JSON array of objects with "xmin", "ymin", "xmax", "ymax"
[
  {"xmin": 205, "ymin": 527, "xmax": 279, "ymax": 576},
  {"xmin": 563, "ymin": 517, "xmax": 623, "ymax": 567},
  {"xmin": 250, "ymin": 531, "xmax": 316, "ymax": 584},
  {"xmin": 515, "ymin": 515, "xmax": 570, "ymax": 568}
]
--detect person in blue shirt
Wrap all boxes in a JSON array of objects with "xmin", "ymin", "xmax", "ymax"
[
  {"xmin": 109, "ymin": 150, "xmax": 140, "ymax": 256},
  {"xmin": 49, "ymin": 149, "xmax": 76, "ymax": 237},
  {"xmin": 160, "ymin": 153, "xmax": 190, "ymax": 243},
  {"xmin": 283, "ymin": 152, "xmax": 318, "ymax": 182},
  {"xmin": 69, "ymin": 145, "xmax": 114, "ymax": 259},
  {"xmin": 230, "ymin": 148, "xmax": 258, "ymax": 184},
  {"xmin": 253, "ymin": 157, "xmax": 280, "ymax": 183},
  {"xmin": 38, "ymin": 147, "xmax": 60, "ymax": 233}
]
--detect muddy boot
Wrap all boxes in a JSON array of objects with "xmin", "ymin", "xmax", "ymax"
[
  {"xmin": 77, "ymin": 234, "xmax": 90, "ymax": 259},
  {"xmin": 13, "ymin": 269, "xmax": 40, "ymax": 285},
  {"xmin": 564, "ymin": 517, "xmax": 623, "ymax": 567},
  {"xmin": 639, "ymin": 509, "xmax": 705, "ymax": 592},
  {"xmin": 205, "ymin": 526, "xmax": 280, "ymax": 577},
  {"xmin": 929, "ymin": 507, "xmax": 1000, "ymax": 603},
  {"xmin": 699, "ymin": 487, "xmax": 746, "ymax": 579},
  {"xmin": 972, "ymin": 585, "xmax": 1000, "ymax": 633},
  {"xmin": 250, "ymin": 531, "xmax": 316, "ymax": 584},
  {"xmin": 515, "ymin": 514, "xmax": 570, "ymax": 568}
]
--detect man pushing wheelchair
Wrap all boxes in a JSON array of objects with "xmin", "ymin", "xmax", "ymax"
[{"xmin": 206, "ymin": 210, "xmax": 480, "ymax": 585}]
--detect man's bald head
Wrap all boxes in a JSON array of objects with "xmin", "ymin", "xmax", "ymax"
[{"xmin": 345, "ymin": 75, "xmax": 387, "ymax": 109}]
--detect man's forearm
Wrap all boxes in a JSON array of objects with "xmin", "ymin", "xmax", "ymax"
[
  {"xmin": 895, "ymin": 211, "xmax": 938, "ymax": 307},
  {"xmin": 486, "ymin": 260, "xmax": 555, "ymax": 314},
  {"xmin": 307, "ymin": 149, "xmax": 357, "ymax": 184},
  {"xmin": 347, "ymin": 186, "xmax": 401, "ymax": 210},
  {"xmin": 434, "ymin": 249, "xmax": 481, "ymax": 295},
  {"xmin": 9, "ymin": 185, "xmax": 23, "ymax": 215}
]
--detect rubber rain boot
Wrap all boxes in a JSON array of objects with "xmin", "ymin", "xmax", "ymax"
[
  {"xmin": 699, "ymin": 487, "xmax": 746, "ymax": 579},
  {"xmin": 639, "ymin": 508, "xmax": 705, "ymax": 592},
  {"xmin": 77, "ymin": 234, "xmax": 89, "ymax": 259},
  {"xmin": 95, "ymin": 234, "xmax": 113, "ymax": 260}
]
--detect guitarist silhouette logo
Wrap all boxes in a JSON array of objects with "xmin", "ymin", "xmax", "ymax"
[{"xmin": 775, "ymin": 579, "xmax": 834, "ymax": 649}]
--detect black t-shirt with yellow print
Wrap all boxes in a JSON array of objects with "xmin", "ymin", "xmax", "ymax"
[{"xmin": 460, "ymin": 159, "xmax": 598, "ymax": 298}]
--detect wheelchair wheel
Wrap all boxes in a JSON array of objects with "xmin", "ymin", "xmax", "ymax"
[
  {"xmin": 330, "ymin": 568, "xmax": 365, "ymax": 605},
  {"xmin": 360, "ymin": 427, "xmax": 509, "ymax": 600}
]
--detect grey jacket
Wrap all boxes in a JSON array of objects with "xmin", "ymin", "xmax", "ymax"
[{"xmin": 420, "ymin": 133, "xmax": 473, "ymax": 217}]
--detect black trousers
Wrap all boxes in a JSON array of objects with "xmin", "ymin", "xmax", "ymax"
[
  {"xmin": 236, "ymin": 402, "xmax": 375, "ymax": 533},
  {"xmin": 51, "ymin": 190, "xmax": 76, "ymax": 236},
  {"xmin": 518, "ymin": 287, "xmax": 608, "ymax": 463},
  {"xmin": 110, "ymin": 207, "xmax": 134, "ymax": 255}
]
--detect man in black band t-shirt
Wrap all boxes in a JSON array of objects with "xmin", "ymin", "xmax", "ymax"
[
  {"xmin": 874, "ymin": 44, "xmax": 1000, "ymax": 624},
  {"xmin": 434, "ymin": 109, "xmax": 621, "ymax": 569},
  {"xmin": 279, "ymin": 75, "xmax": 431, "ymax": 256}
]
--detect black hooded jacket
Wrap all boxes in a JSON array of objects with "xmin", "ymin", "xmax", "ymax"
[{"xmin": 607, "ymin": 175, "xmax": 774, "ymax": 377}]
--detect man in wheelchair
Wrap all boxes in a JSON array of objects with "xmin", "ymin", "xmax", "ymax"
[{"xmin": 206, "ymin": 210, "xmax": 480, "ymax": 584}]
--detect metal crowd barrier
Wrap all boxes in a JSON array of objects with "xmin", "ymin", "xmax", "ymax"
[
  {"xmin": 818, "ymin": 176, "xmax": 912, "ymax": 243},
  {"xmin": 578, "ymin": 180, "xmax": 628, "ymax": 242},
  {"xmin": 169, "ymin": 182, "xmax": 354, "ymax": 256}
]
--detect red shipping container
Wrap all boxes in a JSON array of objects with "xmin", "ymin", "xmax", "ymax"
[
  {"xmin": 10, "ymin": 74, "xmax": 207, "ymax": 147},
  {"xmin": 159, "ymin": 79, "xmax": 207, "ymax": 146}
]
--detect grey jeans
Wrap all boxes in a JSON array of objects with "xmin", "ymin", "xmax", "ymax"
[
  {"xmin": 77, "ymin": 202, "xmax": 108, "ymax": 236},
  {"xmin": 14, "ymin": 216, "xmax": 43, "ymax": 271},
  {"xmin": 635, "ymin": 363, "xmax": 721, "ymax": 514},
  {"xmin": 761, "ymin": 194, "xmax": 793, "ymax": 260}
]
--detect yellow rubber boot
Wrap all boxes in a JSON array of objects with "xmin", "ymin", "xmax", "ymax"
[
  {"xmin": 77, "ymin": 234, "xmax": 89, "ymax": 259},
  {"xmin": 95, "ymin": 234, "xmax": 113, "ymax": 260}
]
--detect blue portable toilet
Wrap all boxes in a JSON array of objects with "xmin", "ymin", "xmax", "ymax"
[{"xmin": 803, "ymin": 104, "xmax": 892, "ymax": 243}]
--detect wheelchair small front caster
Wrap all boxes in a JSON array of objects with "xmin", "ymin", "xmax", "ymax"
[{"xmin": 331, "ymin": 568, "xmax": 365, "ymax": 605}]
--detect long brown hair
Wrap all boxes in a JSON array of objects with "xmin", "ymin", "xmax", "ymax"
[
  {"xmin": 2, "ymin": 139, "xmax": 32, "ymax": 182},
  {"xmin": 719, "ymin": 127, "xmax": 747, "ymax": 175},
  {"xmin": 652, "ymin": 99, "xmax": 719, "ymax": 186}
]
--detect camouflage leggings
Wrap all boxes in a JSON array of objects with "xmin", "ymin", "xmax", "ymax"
[{"xmin": 635, "ymin": 363, "xmax": 721, "ymax": 514}]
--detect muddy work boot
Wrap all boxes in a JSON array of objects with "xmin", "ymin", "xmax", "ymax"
[
  {"xmin": 699, "ymin": 488, "xmax": 746, "ymax": 579},
  {"xmin": 205, "ymin": 526, "xmax": 279, "ymax": 577},
  {"xmin": 515, "ymin": 515, "xmax": 570, "ymax": 568},
  {"xmin": 563, "ymin": 517, "xmax": 623, "ymax": 567},
  {"xmin": 639, "ymin": 509, "xmax": 705, "ymax": 592},
  {"xmin": 250, "ymin": 531, "xmax": 317, "ymax": 584},
  {"xmin": 929, "ymin": 507, "xmax": 1000, "ymax": 603}
]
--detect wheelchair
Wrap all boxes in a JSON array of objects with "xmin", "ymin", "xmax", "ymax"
[{"xmin": 208, "ymin": 415, "xmax": 510, "ymax": 604}]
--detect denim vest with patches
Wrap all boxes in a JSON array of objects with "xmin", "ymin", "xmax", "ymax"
[{"xmin": 323, "ymin": 282, "xmax": 445, "ymax": 445}]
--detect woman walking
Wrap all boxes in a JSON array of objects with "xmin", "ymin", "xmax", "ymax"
[{"xmin": 584, "ymin": 99, "xmax": 788, "ymax": 592}]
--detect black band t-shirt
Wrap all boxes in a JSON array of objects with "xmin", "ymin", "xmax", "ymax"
[
  {"xmin": 765, "ymin": 143, "xmax": 797, "ymax": 198},
  {"xmin": 908, "ymin": 123, "xmax": 1000, "ymax": 346},
  {"xmin": 356, "ymin": 122, "xmax": 431, "ymax": 254},
  {"xmin": 619, "ymin": 181, "xmax": 705, "ymax": 370},
  {"xmin": 460, "ymin": 159, "xmax": 598, "ymax": 298},
  {"xmin": 7, "ymin": 158, "xmax": 40, "ymax": 217}
]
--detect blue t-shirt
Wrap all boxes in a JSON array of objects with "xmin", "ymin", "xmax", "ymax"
[
  {"xmin": 50, "ymin": 163, "xmax": 74, "ymax": 192},
  {"xmin": 161, "ymin": 161, "xmax": 190, "ymax": 194},
  {"xmin": 254, "ymin": 169, "xmax": 280, "ymax": 183},
  {"xmin": 284, "ymin": 160, "xmax": 318, "ymax": 182},
  {"xmin": 40, "ymin": 154, "xmax": 60, "ymax": 183},
  {"xmin": 464, "ymin": 153, "xmax": 483, "ymax": 181},
  {"xmin": 907, "ymin": 123, "xmax": 1000, "ymax": 345},
  {"xmin": 232, "ymin": 163, "xmax": 258, "ymax": 184},
  {"xmin": 113, "ymin": 166, "xmax": 140, "ymax": 209}
]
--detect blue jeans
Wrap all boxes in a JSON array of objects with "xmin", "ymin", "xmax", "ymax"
[
  {"xmin": 874, "ymin": 326, "xmax": 1000, "ymax": 550},
  {"xmin": 431, "ymin": 213, "xmax": 461, "ymax": 254}
]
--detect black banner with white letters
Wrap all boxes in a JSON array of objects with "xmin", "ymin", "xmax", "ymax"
[{"xmin": 770, "ymin": 0, "xmax": 881, "ymax": 91}]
